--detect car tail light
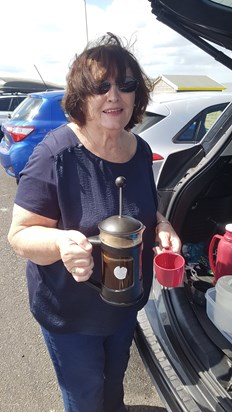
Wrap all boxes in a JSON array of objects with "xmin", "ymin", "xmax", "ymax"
[
  {"xmin": 152, "ymin": 153, "xmax": 164, "ymax": 161},
  {"xmin": 6, "ymin": 126, "xmax": 35, "ymax": 142}
]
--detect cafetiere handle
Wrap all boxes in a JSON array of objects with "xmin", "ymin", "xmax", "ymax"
[
  {"xmin": 86, "ymin": 277, "xmax": 101, "ymax": 291},
  {"xmin": 88, "ymin": 236, "xmax": 101, "ymax": 245},
  {"xmin": 85, "ymin": 236, "xmax": 102, "ymax": 291}
]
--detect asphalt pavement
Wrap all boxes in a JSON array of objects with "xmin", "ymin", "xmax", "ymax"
[{"xmin": 0, "ymin": 167, "xmax": 165, "ymax": 412}]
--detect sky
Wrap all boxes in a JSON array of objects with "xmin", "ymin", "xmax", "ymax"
[{"xmin": 1, "ymin": 0, "xmax": 232, "ymax": 87}]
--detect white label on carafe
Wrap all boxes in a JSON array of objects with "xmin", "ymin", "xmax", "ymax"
[{"xmin": 114, "ymin": 266, "xmax": 127, "ymax": 280}]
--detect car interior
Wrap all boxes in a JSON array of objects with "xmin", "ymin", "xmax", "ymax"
[{"xmin": 157, "ymin": 121, "xmax": 232, "ymax": 397}]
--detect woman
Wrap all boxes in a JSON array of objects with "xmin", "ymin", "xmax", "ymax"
[{"xmin": 8, "ymin": 33, "xmax": 181, "ymax": 412}]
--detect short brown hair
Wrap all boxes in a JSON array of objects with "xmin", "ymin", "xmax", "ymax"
[{"xmin": 62, "ymin": 33, "xmax": 153, "ymax": 130}]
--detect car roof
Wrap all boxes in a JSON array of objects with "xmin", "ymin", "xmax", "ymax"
[
  {"xmin": 146, "ymin": 91, "xmax": 232, "ymax": 115},
  {"xmin": 150, "ymin": 90, "xmax": 232, "ymax": 103},
  {"xmin": 149, "ymin": 0, "xmax": 232, "ymax": 70}
]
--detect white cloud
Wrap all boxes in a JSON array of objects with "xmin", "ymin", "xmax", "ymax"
[{"xmin": 0, "ymin": 0, "xmax": 231, "ymax": 86}]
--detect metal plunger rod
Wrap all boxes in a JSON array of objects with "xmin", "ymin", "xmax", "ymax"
[
  {"xmin": 119, "ymin": 186, "xmax": 123, "ymax": 217},
  {"xmin": 115, "ymin": 176, "xmax": 126, "ymax": 218}
]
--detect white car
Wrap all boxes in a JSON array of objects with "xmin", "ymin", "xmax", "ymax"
[
  {"xmin": 133, "ymin": 91, "xmax": 232, "ymax": 181},
  {"xmin": 0, "ymin": 94, "xmax": 27, "ymax": 139}
]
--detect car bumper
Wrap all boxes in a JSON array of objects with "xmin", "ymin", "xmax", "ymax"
[{"xmin": 0, "ymin": 139, "xmax": 34, "ymax": 178}]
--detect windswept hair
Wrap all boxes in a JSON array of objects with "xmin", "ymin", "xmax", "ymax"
[{"xmin": 62, "ymin": 33, "xmax": 153, "ymax": 130}]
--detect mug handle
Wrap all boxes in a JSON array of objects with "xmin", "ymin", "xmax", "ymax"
[{"xmin": 208, "ymin": 234, "xmax": 222, "ymax": 274}]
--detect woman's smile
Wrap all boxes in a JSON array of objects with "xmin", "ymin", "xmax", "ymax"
[{"xmin": 102, "ymin": 107, "xmax": 123, "ymax": 115}]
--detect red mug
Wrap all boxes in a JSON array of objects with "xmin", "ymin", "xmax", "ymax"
[{"xmin": 154, "ymin": 250, "xmax": 185, "ymax": 287}]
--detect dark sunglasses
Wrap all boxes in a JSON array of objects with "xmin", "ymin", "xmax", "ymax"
[{"xmin": 94, "ymin": 77, "xmax": 138, "ymax": 95}]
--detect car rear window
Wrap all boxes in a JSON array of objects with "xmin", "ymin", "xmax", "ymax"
[
  {"xmin": 11, "ymin": 97, "xmax": 43, "ymax": 121},
  {"xmin": 132, "ymin": 112, "xmax": 165, "ymax": 134}
]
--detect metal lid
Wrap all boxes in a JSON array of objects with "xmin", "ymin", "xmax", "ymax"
[{"xmin": 99, "ymin": 215, "xmax": 143, "ymax": 235}]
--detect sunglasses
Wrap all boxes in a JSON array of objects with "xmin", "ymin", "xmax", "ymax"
[{"xmin": 94, "ymin": 77, "xmax": 138, "ymax": 95}]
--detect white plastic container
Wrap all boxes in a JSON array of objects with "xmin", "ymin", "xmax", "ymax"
[
  {"xmin": 206, "ymin": 285, "xmax": 232, "ymax": 340},
  {"xmin": 214, "ymin": 276, "xmax": 232, "ymax": 333}
]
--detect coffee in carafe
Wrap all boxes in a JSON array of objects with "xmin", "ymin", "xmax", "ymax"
[{"xmin": 102, "ymin": 252, "xmax": 134, "ymax": 290}]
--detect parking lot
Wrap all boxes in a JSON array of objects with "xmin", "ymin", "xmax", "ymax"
[{"xmin": 0, "ymin": 167, "xmax": 165, "ymax": 412}]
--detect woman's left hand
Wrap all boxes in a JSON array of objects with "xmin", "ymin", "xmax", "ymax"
[{"xmin": 154, "ymin": 221, "xmax": 181, "ymax": 254}]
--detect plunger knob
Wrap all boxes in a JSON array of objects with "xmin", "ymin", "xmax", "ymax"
[{"xmin": 115, "ymin": 176, "xmax": 126, "ymax": 188}]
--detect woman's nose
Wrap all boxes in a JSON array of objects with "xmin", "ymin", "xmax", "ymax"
[{"xmin": 106, "ymin": 84, "xmax": 120, "ymax": 102}]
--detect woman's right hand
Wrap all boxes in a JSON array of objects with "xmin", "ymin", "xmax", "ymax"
[{"xmin": 57, "ymin": 230, "xmax": 94, "ymax": 282}]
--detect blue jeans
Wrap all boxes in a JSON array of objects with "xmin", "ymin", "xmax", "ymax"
[{"xmin": 41, "ymin": 313, "xmax": 137, "ymax": 412}]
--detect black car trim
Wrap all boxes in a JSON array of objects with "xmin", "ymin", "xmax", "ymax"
[
  {"xmin": 135, "ymin": 307, "xmax": 201, "ymax": 412},
  {"xmin": 157, "ymin": 145, "xmax": 205, "ymax": 190},
  {"xmin": 166, "ymin": 288, "xmax": 232, "ymax": 398},
  {"xmin": 149, "ymin": 0, "xmax": 232, "ymax": 70},
  {"xmin": 136, "ymin": 287, "xmax": 232, "ymax": 411},
  {"xmin": 155, "ymin": 11, "xmax": 232, "ymax": 71}
]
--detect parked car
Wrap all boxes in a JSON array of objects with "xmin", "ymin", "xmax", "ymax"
[
  {"xmin": 0, "ymin": 90, "xmax": 67, "ymax": 179},
  {"xmin": 0, "ymin": 77, "xmax": 64, "ymax": 140},
  {"xmin": 135, "ymin": 1, "xmax": 232, "ymax": 411},
  {"xmin": 0, "ymin": 94, "xmax": 27, "ymax": 139},
  {"xmin": 133, "ymin": 91, "xmax": 232, "ymax": 181}
]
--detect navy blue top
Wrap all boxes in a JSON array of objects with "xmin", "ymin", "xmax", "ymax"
[{"xmin": 15, "ymin": 124, "xmax": 158, "ymax": 335}]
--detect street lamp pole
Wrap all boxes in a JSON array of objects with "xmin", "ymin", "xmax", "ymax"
[{"xmin": 83, "ymin": 0, "xmax": 89, "ymax": 44}]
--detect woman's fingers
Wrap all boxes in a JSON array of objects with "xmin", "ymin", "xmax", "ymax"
[{"xmin": 57, "ymin": 230, "xmax": 94, "ymax": 281}]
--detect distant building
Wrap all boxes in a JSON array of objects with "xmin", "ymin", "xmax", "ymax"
[{"xmin": 153, "ymin": 75, "xmax": 226, "ymax": 93}]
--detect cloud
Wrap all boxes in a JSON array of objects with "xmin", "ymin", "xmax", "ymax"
[{"xmin": 0, "ymin": 0, "xmax": 231, "ymax": 85}]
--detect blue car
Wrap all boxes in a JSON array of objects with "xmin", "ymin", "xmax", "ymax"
[{"xmin": 0, "ymin": 90, "xmax": 67, "ymax": 179}]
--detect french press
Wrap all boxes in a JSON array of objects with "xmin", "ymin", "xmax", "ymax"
[{"xmin": 87, "ymin": 176, "xmax": 145, "ymax": 306}]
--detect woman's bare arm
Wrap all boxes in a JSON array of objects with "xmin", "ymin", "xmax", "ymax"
[
  {"xmin": 8, "ymin": 204, "xmax": 62, "ymax": 264},
  {"xmin": 8, "ymin": 205, "xmax": 94, "ymax": 281}
]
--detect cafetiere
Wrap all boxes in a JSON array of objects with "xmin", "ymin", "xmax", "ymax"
[{"xmin": 87, "ymin": 176, "xmax": 145, "ymax": 306}]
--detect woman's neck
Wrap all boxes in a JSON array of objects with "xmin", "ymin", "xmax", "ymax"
[{"xmin": 68, "ymin": 122, "xmax": 136, "ymax": 163}]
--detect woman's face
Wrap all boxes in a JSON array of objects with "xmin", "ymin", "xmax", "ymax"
[{"xmin": 84, "ymin": 70, "xmax": 136, "ymax": 132}]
